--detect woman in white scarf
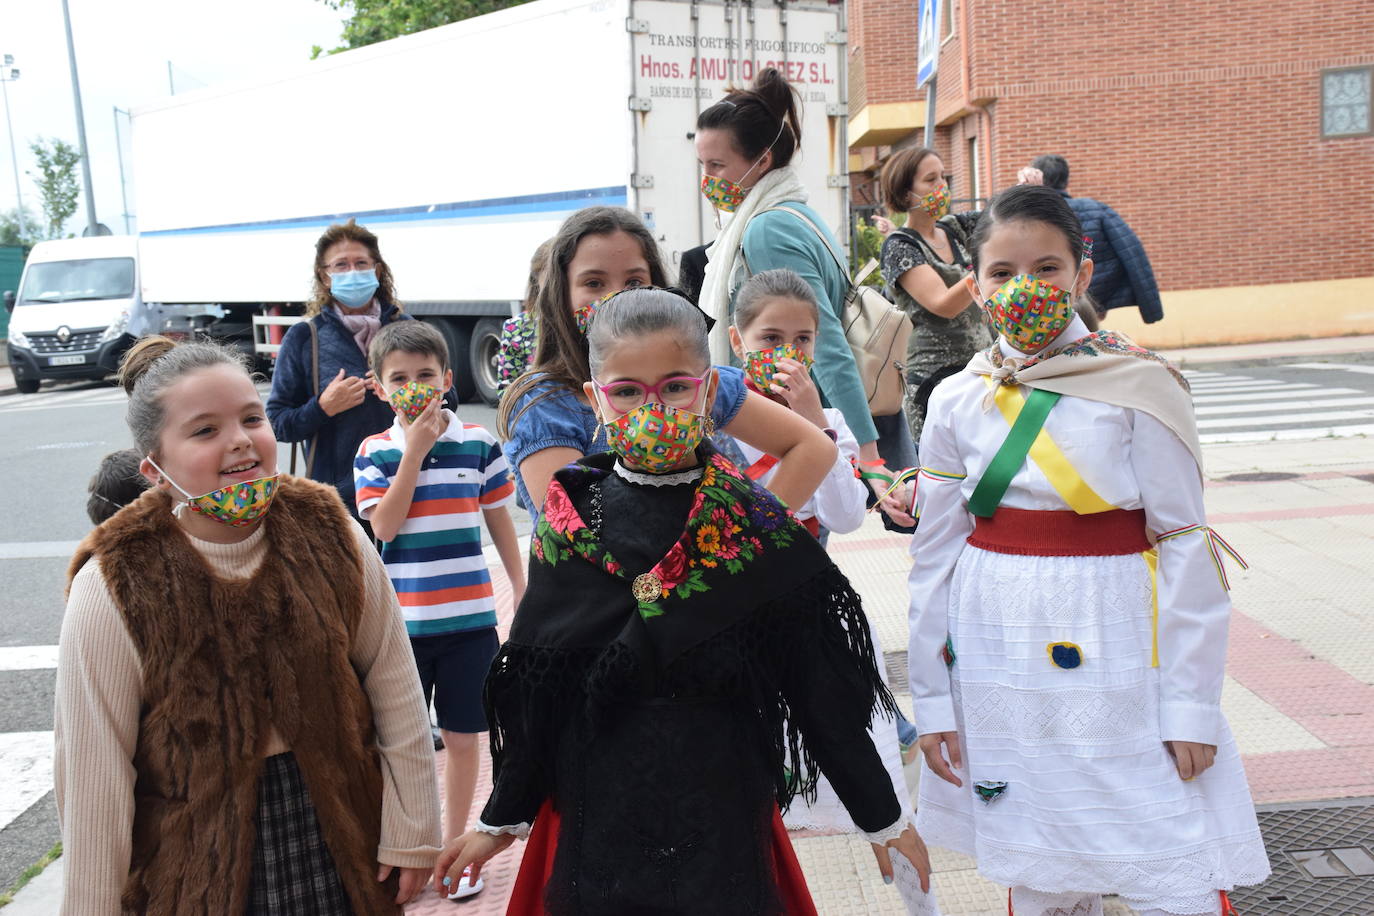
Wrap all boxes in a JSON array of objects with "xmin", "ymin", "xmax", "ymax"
[{"xmin": 695, "ymin": 68, "xmax": 914, "ymax": 526}]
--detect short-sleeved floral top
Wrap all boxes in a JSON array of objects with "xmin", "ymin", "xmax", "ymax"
[
  {"xmin": 879, "ymin": 214, "xmax": 993, "ymax": 382},
  {"xmin": 497, "ymin": 313, "xmax": 538, "ymax": 393}
]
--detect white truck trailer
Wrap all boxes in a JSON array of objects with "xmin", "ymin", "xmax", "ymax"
[{"xmin": 121, "ymin": 0, "xmax": 851, "ymax": 403}]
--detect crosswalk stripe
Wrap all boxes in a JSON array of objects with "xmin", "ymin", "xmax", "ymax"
[
  {"xmin": 1189, "ymin": 381, "xmax": 1321, "ymax": 394},
  {"xmin": 1192, "ymin": 386, "xmax": 1359, "ymax": 404},
  {"xmin": 1194, "ymin": 396, "xmax": 1374, "ymax": 416},
  {"xmin": 30, "ymin": 388, "xmax": 117, "ymax": 407},
  {"xmin": 1286, "ymin": 362, "xmax": 1374, "ymax": 376},
  {"xmin": 1198, "ymin": 408, "xmax": 1374, "ymax": 430},
  {"xmin": 0, "ymin": 393, "xmax": 127, "ymax": 414},
  {"xmin": 1200, "ymin": 424, "xmax": 1374, "ymax": 444},
  {"xmin": 0, "ymin": 541, "xmax": 82, "ymax": 560},
  {"xmin": 1188, "ymin": 380, "xmax": 1279, "ymax": 390},
  {"xmin": 0, "ymin": 646, "xmax": 59, "ymax": 671},
  {"xmin": 0, "ymin": 731, "xmax": 54, "ymax": 833},
  {"xmin": 1187, "ymin": 377, "xmax": 1258, "ymax": 387}
]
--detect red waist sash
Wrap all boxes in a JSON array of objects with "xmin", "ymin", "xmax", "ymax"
[{"xmin": 967, "ymin": 507, "xmax": 1150, "ymax": 557}]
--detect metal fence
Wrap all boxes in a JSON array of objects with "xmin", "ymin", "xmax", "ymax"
[{"xmin": 0, "ymin": 246, "xmax": 26, "ymax": 340}]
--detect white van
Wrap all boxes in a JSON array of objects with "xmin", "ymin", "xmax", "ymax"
[{"xmin": 4, "ymin": 236, "xmax": 153, "ymax": 394}]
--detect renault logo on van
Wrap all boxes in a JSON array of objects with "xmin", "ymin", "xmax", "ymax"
[{"xmin": 56, "ymin": 326, "xmax": 72, "ymax": 344}]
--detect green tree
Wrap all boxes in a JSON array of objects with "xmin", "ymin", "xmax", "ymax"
[
  {"xmin": 0, "ymin": 206, "xmax": 40, "ymax": 248},
  {"xmin": 311, "ymin": 0, "xmax": 535, "ymax": 57},
  {"xmin": 850, "ymin": 212, "xmax": 904, "ymax": 287},
  {"xmin": 27, "ymin": 138, "xmax": 81, "ymax": 240}
]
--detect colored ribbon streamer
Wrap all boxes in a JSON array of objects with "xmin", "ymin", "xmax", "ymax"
[
  {"xmin": 913, "ymin": 466, "xmax": 967, "ymax": 520},
  {"xmin": 977, "ymin": 378, "xmax": 1116, "ymax": 517},
  {"xmin": 1157, "ymin": 524, "xmax": 1249, "ymax": 590},
  {"xmin": 861, "ymin": 464, "xmax": 920, "ymax": 514},
  {"xmin": 744, "ymin": 454, "xmax": 779, "ymax": 481}
]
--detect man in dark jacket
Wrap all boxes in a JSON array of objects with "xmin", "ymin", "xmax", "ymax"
[{"xmin": 1030, "ymin": 155, "xmax": 1163, "ymax": 324}]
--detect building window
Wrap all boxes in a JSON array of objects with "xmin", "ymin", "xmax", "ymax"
[
  {"xmin": 1322, "ymin": 67, "xmax": 1371, "ymax": 137},
  {"xmin": 941, "ymin": 0, "xmax": 956, "ymax": 43}
]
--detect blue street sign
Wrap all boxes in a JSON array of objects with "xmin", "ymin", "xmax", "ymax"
[{"xmin": 917, "ymin": 0, "xmax": 941, "ymax": 88}]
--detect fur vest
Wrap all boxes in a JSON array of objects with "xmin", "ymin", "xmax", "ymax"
[{"xmin": 67, "ymin": 476, "xmax": 400, "ymax": 915}]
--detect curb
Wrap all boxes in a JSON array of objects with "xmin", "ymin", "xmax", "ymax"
[
  {"xmin": 2, "ymin": 857, "xmax": 60, "ymax": 916},
  {"xmin": 1160, "ymin": 334, "xmax": 1374, "ymax": 367}
]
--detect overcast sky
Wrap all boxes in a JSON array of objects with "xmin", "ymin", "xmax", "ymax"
[{"xmin": 1, "ymin": 0, "xmax": 346, "ymax": 236}]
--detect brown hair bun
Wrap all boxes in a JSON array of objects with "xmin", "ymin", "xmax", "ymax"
[{"xmin": 117, "ymin": 335, "xmax": 178, "ymax": 395}]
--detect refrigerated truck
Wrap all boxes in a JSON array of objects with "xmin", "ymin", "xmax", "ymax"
[{"xmin": 124, "ymin": 0, "xmax": 851, "ymax": 402}]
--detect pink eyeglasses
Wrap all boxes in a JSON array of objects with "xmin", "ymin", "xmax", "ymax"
[{"xmin": 593, "ymin": 375, "xmax": 707, "ymax": 413}]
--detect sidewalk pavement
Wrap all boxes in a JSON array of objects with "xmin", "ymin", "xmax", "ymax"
[
  {"xmin": 1157, "ymin": 334, "xmax": 1374, "ymax": 367},
  {"xmin": 9, "ymin": 424, "xmax": 1373, "ymax": 914}
]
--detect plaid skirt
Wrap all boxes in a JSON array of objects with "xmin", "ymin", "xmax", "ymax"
[{"xmin": 247, "ymin": 753, "xmax": 354, "ymax": 916}]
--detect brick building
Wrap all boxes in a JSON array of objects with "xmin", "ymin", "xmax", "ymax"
[{"xmin": 845, "ymin": 0, "xmax": 1374, "ymax": 347}]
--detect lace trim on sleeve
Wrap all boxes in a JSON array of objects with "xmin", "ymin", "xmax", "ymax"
[
  {"xmin": 861, "ymin": 817, "xmax": 908, "ymax": 845},
  {"xmin": 475, "ymin": 820, "xmax": 531, "ymax": 840}
]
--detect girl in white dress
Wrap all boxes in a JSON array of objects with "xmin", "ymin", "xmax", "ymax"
[
  {"xmin": 728, "ymin": 270, "xmax": 939, "ymax": 912},
  {"xmin": 907, "ymin": 185, "xmax": 1269, "ymax": 916}
]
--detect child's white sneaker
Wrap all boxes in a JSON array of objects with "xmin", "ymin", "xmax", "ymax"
[{"xmin": 446, "ymin": 866, "xmax": 484, "ymax": 901}]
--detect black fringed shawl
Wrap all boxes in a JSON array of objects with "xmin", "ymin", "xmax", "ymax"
[{"xmin": 481, "ymin": 446, "xmax": 900, "ymax": 837}]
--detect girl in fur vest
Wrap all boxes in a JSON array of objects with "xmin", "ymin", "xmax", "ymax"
[{"xmin": 56, "ymin": 336, "xmax": 441, "ymax": 915}]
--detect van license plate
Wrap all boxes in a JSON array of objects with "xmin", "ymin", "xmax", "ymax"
[{"xmin": 49, "ymin": 354, "xmax": 86, "ymax": 366}]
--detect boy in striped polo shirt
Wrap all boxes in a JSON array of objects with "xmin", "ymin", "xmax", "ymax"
[{"xmin": 354, "ymin": 321, "xmax": 525, "ymax": 898}]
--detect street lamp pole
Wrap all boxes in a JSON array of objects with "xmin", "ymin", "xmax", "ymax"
[
  {"xmin": 59, "ymin": 0, "xmax": 99, "ymax": 235},
  {"xmin": 0, "ymin": 58, "xmax": 25, "ymax": 240}
]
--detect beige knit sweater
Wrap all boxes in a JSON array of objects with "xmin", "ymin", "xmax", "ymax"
[{"xmin": 54, "ymin": 518, "xmax": 442, "ymax": 915}]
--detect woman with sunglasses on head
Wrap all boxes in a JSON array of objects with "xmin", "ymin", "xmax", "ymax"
[
  {"xmin": 497, "ymin": 206, "xmax": 835, "ymax": 518},
  {"xmin": 439, "ymin": 288, "xmax": 933, "ymax": 914},
  {"xmin": 695, "ymin": 67, "xmax": 914, "ymax": 526}
]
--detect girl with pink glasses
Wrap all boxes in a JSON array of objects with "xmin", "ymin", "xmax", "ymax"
[{"xmin": 437, "ymin": 288, "xmax": 935, "ymax": 914}]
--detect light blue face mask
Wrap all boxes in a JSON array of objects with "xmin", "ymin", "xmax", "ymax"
[{"xmin": 330, "ymin": 269, "xmax": 379, "ymax": 308}]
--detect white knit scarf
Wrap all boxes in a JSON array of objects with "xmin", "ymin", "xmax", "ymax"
[{"xmin": 699, "ymin": 166, "xmax": 810, "ymax": 362}]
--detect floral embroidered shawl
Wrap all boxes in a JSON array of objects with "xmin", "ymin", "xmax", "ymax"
[
  {"xmin": 967, "ymin": 329, "xmax": 1204, "ymax": 475},
  {"xmin": 515, "ymin": 447, "xmax": 842, "ymax": 664},
  {"xmin": 487, "ymin": 444, "xmax": 895, "ymax": 814}
]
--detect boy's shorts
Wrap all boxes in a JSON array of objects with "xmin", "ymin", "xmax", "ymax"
[{"xmin": 409, "ymin": 626, "xmax": 500, "ymax": 734}]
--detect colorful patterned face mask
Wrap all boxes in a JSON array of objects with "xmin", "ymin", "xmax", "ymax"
[
  {"xmin": 599, "ymin": 399, "xmax": 710, "ymax": 473},
  {"xmin": 699, "ymin": 118, "xmax": 784, "ymax": 213},
  {"xmin": 388, "ymin": 380, "xmax": 440, "ymax": 422},
  {"xmin": 744, "ymin": 344, "xmax": 815, "ymax": 391},
  {"xmin": 574, "ymin": 290, "xmax": 620, "ymax": 335},
  {"xmin": 978, "ymin": 273, "xmax": 1078, "ymax": 353},
  {"xmin": 916, "ymin": 183, "xmax": 951, "ymax": 219},
  {"xmin": 700, "ymin": 174, "xmax": 749, "ymax": 213},
  {"xmin": 147, "ymin": 456, "xmax": 279, "ymax": 528}
]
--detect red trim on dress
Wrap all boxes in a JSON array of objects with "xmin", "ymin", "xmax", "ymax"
[{"xmin": 505, "ymin": 800, "xmax": 817, "ymax": 914}]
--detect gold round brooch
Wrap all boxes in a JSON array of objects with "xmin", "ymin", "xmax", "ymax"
[{"xmin": 631, "ymin": 572, "xmax": 662, "ymax": 603}]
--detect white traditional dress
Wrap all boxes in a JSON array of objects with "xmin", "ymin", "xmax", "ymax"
[{"xmin": 907, "ymin": 320, "xmax": 1270, "ymax": 915}]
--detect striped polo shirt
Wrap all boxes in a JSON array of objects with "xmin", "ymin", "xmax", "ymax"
[{"xmin": 354, "ymin": 410, "xmax": 515, "ymax": 636}]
